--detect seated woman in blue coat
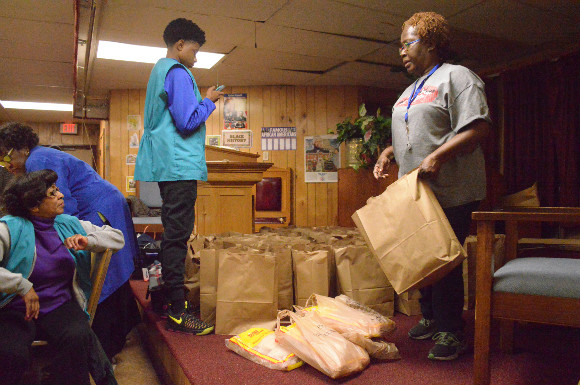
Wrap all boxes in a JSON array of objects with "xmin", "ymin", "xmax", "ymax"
[
  {"xmin": 0, "ymin": 169, "xmax": 125, "ymax": 385},
  {"xmin": 0, "ymin": 122, "xmax": 140, "ymax": 358}
]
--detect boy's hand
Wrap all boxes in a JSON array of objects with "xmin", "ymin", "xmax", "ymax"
[
  {"xmin": 64, "ymin": 234, "xmax": 89, "ymax": 250},
  {"xmin": 206, "ymin": 86, "xmax": 224, "ymax": 102}
]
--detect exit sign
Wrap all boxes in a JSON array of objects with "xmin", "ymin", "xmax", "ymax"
[{"xmin": 60, "ymin": 123, "xmax": 78, "ymax": 135}]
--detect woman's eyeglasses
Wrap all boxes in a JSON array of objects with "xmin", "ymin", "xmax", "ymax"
[
  {"xmin": 47, "ymin": 186, "xmax": 61, "ymax": 198},
  {"xmin": 399, "ymin": 39, "xmax": 420, "ymax": 54},
  {"xmin": 0, "ymin": 148, "xmax": 14, "ymax": 168}
]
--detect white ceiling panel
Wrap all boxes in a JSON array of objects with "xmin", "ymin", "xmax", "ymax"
[
  {"xmin": 268, "ymin": 0, "xmax": 402, "ymax": 42},
  {"xmin": 309, "ymin": 61, "xmax": 412, "ymax": 88},
  {"xmin": 115, "ymin": 0, "xmax": 288, "ymax": 21},
  {"xmin": 334, "ymin": 0, "xmax": 482, "ymax": 19},
  {"xmin": 242, "ymin": 24, "xmax": 385, "ymax": 61},
  {"xmin": 0, "ymin": 0, "xmax": 73, "ymax": 21},
  {"xmin": 0, "ymin": 17, "xmax": 74, "ymax": 62}
]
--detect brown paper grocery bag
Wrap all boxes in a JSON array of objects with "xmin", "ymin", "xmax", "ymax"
[
  {"xmin": 352, "ymin": 169, "xmax": 466, "ymax": 294},
  {"xmin": 292, "ymin": 250, "xmax": 331, "ymax": 307},
  {"xmin": 199, "ymin": 249, "xmax": 219, "ymax": 324},
  {"xmin": 270, "ymin": 247, "xmax": 294, "ymax": 310},
  {"xmin": 334, "ymin": 245, "xmax": 395, "ymax": 316},
  {"xmin": 215, "ymin": 249, "xmax": 278, "ymax": 335}
]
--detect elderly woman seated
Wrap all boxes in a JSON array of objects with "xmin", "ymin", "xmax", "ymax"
[{"xmin": 0, "ymin": 170, "xmax": 124, "ymax": 385}]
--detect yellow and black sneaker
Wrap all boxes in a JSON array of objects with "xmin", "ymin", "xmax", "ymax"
[{"xmin": 166, "ymin": 302, "xmax": 214, "ymax": 335}]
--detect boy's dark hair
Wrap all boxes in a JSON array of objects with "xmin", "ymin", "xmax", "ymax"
[
  {"xmin": 0, "ymin": 122, "xmax": 40, "ymax": 152},
  {"xmin": 1, "ymin": 169, "xmax": 58, "ymax": 217},
  {"xmin": 163, "ymin": 18, "xmax": 206, "ymax": 47}
]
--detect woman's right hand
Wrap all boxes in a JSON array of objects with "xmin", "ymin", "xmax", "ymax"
[
  {"xmin": 22, "ymin": 287, "xmax": 39, "ymax": 321},
  {"xmin": 373, "ymin": 147, "xmax": 394, "ymax": 180}
]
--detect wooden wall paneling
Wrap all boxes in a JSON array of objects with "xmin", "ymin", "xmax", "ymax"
[
  {"xmin": 270, "ymin": 86, "xmax": 283, "ymax": 167},
  {"xmin": 262, "ymin": 87, "xmax": 272, "ymax": 163},
  {"xmin": 293, "ymin": 86, "xmax": 307, "ymax": 226},
  {"xmin": 127, "ymin": 89, "xmax": 141, "ymax": 196},
  {"xmin": 325, "ymin": 86, "xmax": 345, "ymax": 227},
  {"xmin": 119, "ymin": 90, "xmax": 130, "ymax": 195},
  {"xmin": 98, "ymin": 120, "xmax": 107, "ymax": 178},
  {"xmin": 305, "ymin": 86, "xmax": 317, "ymax": 227},
  {"xmin": 314, "ymin": 87, "xmax": 329, "ymax": 226},
  {"xmin": 108, "ymin": 90, "xmax": 122, "ymax": 193},
  {"xmin": 286, "ymin": 86, "xmax": 296, "ymax": 174},
  {"xmin": 248, "ymin": 86, "xmax": 264, "ymax": 162}
]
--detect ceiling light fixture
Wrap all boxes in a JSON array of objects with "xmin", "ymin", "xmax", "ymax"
[
  {"xmin": 0, "ymin": 101, "xmax": 73, "ymax": 111},
  {"xmin": 97, "ymin": 41, "xmax": 224, "ymax": 69}
]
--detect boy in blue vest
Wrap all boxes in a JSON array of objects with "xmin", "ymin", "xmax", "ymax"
[{"xmin": 135, "ymin": 18, "xmax": 223, "ymax": 335}]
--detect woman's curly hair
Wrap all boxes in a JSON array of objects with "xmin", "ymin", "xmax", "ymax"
[
  {"xmin": 0, "ymin": 122, "xmax": 40, "ymax": 152},
  {"xmin": 403, "ymin": 12, "xmax": 451, "ymax": 61},
  {"xmin": 1, "ymin": 169, "xmax": 58, "ymax": 217}
]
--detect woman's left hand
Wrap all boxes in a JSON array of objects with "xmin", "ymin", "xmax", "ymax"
[
  {"xmin": 65, "ymin": 234, "xmax": 89, "ymax": 250},
  {"xmin": 418, "ymin": 153, "xmax": 442, "ymax": 180}
]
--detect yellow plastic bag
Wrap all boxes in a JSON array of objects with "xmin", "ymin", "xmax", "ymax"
[
  {"xmin": 225, "ymin": 328, "xmax": 303, "ymax": 371},
  {"xmin": 274, "ymin": 310, "xmax": 369, "ymax": 379}
]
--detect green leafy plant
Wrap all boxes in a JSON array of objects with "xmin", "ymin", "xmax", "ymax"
[{"xmin": 329, "ymin": 103, "xmax": 392, "ymax": 169}]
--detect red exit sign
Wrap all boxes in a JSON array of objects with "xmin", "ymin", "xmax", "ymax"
[{"xmin": 60, "ymin": 123, "xmax": 78, "ymax": 135}]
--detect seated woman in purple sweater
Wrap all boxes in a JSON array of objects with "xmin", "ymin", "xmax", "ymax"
[{"xmin": 0, "ymin": 170, "xmax": 124, "ymax": 385}]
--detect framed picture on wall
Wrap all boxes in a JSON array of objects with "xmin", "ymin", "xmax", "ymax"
[{"xmin": 206, "ymin": 135, "xmax": 221, "ymax": 146}]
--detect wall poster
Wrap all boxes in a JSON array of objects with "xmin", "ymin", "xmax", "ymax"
[
  {"xmin": 304, "ymin": 135, "xmax": 340, "ymax": 183},
  {"xmin": 223, "ymin": 93, "xmax": 248, "ymax": 130},
  {"xmin": 261, "ymin": 127, "xmax": 296, "ymax": 151}
]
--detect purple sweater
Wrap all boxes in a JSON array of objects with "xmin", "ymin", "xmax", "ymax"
[{"xmin": 7, "ymin": 216, "xmax": 75, "ymax": 315}]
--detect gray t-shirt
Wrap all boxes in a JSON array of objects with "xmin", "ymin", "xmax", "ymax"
[{"xmin": 391, "ymin": 63, "xmax": 491, "ymax": 208}]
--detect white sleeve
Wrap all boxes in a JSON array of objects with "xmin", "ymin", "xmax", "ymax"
[{"xmin": 80, "ymin": 220, "xmax": 125, "ymax": 253}]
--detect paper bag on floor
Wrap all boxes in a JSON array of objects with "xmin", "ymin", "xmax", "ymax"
[
  {"xmin": 199, "ymin": 249, "xmax": 219, "ymax": 324},
  {"xmin": 352, "ymin": 169, "xmax": 466, "ymax": 294},
  {"xmin": 334, "ymin": 245, "xmax": 394, "ymax": 316},
  {"xmin": 292, "ymin": 249, "xmax": 331, "ymax": 307},
  {"xmin": 215, "ymin": 249, "xmax": 278, "ymax": 335}
]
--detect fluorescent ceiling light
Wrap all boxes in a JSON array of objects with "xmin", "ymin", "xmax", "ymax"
[
  {"xmin": 0, "ymin": 101, "xmax": 73, "ymax": 111},
  {"xmin": 97, "ymin": 41, "xmax": 224, "ymax": 69}
]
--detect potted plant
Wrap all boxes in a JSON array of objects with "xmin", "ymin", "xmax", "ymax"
[{"xmin": 330, "ymin": 104, "xmax": 392, "ymax": 170}]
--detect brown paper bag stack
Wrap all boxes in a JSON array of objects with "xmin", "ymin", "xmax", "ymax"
[
  {"xmin": 199, "ymin": 249, "xmax": 219, "ymax": 324},
  {"xmin": 395, "ymin": 290, "xmax": 422, "ymax": 316},
  {"xmin": 215, "ymin": 249, "xmax": 278, "ymax": 335},
  {"xmin": 352, "ymin": 169, "xmax": 466, "ymax": 294},
  {"xmin": 292, "ymin": 249, "xmax": 332, "ymax": 307},
  {"xmin": 334, "ymin": 245, "xmax": 395, "ymax": 316}
]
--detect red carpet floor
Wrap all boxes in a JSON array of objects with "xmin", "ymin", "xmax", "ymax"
[{"xmin": 130, "ymin": 280, "xmax": 579, "ymax": 385}]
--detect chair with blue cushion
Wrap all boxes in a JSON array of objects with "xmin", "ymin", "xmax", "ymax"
[{"xmin": 472, "ymin": 207, "xmax": 580, "ymax": 385}]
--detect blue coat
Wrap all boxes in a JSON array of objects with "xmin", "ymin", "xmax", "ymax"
[{"xmin": 25, "ymin": 146, "xmax": 137, "ymax": 302}]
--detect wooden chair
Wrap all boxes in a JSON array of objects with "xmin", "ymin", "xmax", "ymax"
[
  {"xmin": 32, "ymin": 248, "xmax": 113, "ymax": 344},
  {"xmin": 472, "ymin": 207, "xmax": 580, "ymax": 385}
]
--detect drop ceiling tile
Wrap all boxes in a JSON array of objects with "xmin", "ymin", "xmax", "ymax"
[{"xmin": 268, "ymin": 0, "xmax": 401, "ymax": 42}]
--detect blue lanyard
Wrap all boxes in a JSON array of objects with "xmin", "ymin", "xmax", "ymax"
[{"xmin": 404, "ymin": 64, "xmax": 440, "ymax": 123}]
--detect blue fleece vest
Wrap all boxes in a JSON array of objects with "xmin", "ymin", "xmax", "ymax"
[
  {"xmin": 134, "ymin": 58, "xmax": 207, "ymax": 182},
  {"xmin": 0, "ymin": 214, "xmax": 91, "ymax": 308}
]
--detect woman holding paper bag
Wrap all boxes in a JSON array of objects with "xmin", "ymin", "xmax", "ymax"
[{"xmin": 374, "ymin": 12, "xmax": 490, "ymax": 361}]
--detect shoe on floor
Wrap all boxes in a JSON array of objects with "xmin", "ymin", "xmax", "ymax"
[
  {"xmin": 166, "ymin": 303, "xmax": 214, "ymax": 335},
  {"xmin": 428, "ymin": 331, "xmax": 467, "ymax": 361},
  {"xmin": 408, "ymin": 318, "xmax": 436, "ymax": 340}
]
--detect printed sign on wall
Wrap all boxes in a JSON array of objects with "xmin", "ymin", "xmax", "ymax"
[{"xmin": 261, "ymin": 127, "xmax": 296, "ymax": 151}]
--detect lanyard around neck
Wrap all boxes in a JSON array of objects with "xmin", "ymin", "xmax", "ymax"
[{"xmin": 404, "ymin": 63, "xmax": 440, "ymax": 123}]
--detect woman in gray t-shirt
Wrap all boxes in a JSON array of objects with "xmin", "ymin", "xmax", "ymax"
[{"xmin": 374, "ymin": 11, "xmax": 491, "ymax": 361}]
